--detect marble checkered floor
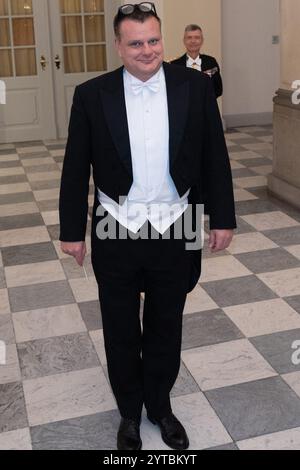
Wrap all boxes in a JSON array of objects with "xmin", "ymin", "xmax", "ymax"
[{"xmin": 1, "ymin": 125, "xmax": 300, "ymax": 450}]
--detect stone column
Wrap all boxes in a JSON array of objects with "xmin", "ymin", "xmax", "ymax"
[{"xmin": 268, "ymin": 0, "xmax": 300, "ymax": 209}]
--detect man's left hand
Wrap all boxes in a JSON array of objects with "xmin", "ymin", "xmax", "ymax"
[{"xmin": 208, "ymin": 229, "xmax": 234, "ymax": 253}]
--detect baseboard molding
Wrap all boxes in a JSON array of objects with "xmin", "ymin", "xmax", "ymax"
[
  {"xmin": 223, "ymin": 112, "xmax": 273, "ymax": 128},
  {"xmin": 268, "ymin": 174, "xmax": 300, "ymax": 211}
]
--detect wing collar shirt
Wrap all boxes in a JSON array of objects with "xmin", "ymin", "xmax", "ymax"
[
  {"xmin": 97, "ymin": 66, "xmax": 190, "ymax": 234},
  {"xmin": 187, "ymin": 55, "xmax": 202, "ymax": 71}
]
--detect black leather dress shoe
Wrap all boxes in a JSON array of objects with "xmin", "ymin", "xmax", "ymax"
[
  {"xmin": 148, "ymin": 413, "xmax": 189, "ymax": 450},
  {"xmin": 117, "ymin": 418, "xmax": 142, "ymax": 450}
]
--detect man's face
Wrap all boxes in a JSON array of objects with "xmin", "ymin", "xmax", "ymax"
[
  {"xmin": 115, "ymin": 16, "xmax": 164, "ymax": 82},
  {"xmin": 183, "ymin": 29, "xmax": 204, "ymax": 56}
]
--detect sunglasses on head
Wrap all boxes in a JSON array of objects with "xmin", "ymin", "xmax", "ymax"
[{"xmin": 118, "ymin": 2, "xmax": 157, "ymax": 16}]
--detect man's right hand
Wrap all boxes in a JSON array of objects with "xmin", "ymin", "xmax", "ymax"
[{"xmin": 60, "ymin": 241, "xmax": 86, "ymax": 266}]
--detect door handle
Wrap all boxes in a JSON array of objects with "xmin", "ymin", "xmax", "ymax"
[
  {"xmin": 54, "ymin": 54, "xmax": 61, "ymax": 70},
  {"xmin": 40, "ymin": 55, "xmax": 48, "ymax": 71}
]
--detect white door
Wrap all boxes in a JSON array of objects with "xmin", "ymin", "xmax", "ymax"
[
  {"xmin": 0, "ymin": 0, "xmax": 56, "ymax": 143},
  {"xmin": 0, "ymin": 0, "xmax": 120, "ymax": 143},
  {"xmin": 48, "ymin": 0, "xmax": 120, "ymax": 139}
]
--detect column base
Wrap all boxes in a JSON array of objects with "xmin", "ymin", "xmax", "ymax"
[{"xmin": 268, "ymin": 173, "xmax": 300, "ymax": 211}]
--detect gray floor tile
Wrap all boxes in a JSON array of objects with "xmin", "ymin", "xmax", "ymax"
[
  {"xmin": 0, "ymin": 149, "xmax": 17, "ymax": 155},
  {"xmin": 240, "ymin": 157, "xmax": 272, "ymax": 168},
  {"xmin": 8, "ymin": 280, "xmax": 75, "ymax": 312},
  {"xmin": 262, "ymin": 227, "xmax": 300, "ymax": 247},
  {"xmin": 87, "ymin": 221, "xmax": 92, "ymax": 236},
  {"xmin": 18, "ymin": 151, "xmax": 50, "ymax": 160},
  {"xmin": 1, "ymin": 242, "xmax": 58, "ymax": 267},
  {"xmin": 0, "ymin": 267, "xmax": 6, "ymax": 288},
  {"xmin": 232, "ymin": 168, "xmax": 256, "ymax": 178},
  {"xmin": 205, "ymin": 376, "xmax": 300, "ymax": 441},
  {"xmin": 228, "ymin": 145, "xmax": 245, "ymax": 153},
  {"xmin": 234, "ymin": 216, "xmax": 256, "ymax": 234},
  {"xmin": 235, "ymin": 248, "xmax": 300, "ymax": 274},
  {"xmin": 31, "ymin": 409, "xmax": 120, "ymax": 450},
  {"xmin": 0, "ymin": 314, "xmax": 15, "ymax": 344},
  {"xmin": 233, "ymin": 138, "xmax": 261, "ymax": 145},
  {"xmin": 0, "ymin": 175, "xmax": 28, "ymax": 185},
  {"xmin": 206, "ymin": 442, "xmax": 238, "ymax": 450},
  {"xmin": 47, "ymin": 225, "xmax": 60, "ymax": 240},
  {"xmin": 250, "ymin": 328, "xmax": 300, "ymax": 374},
  {"xmin": 15, "ymin": 141, "xmax": 44, "ymax": 148},
  {"xmin": 247, "ymin": 130, "xmax": 273, "ymax": 137},
  {"xmin": 171, "ymin": 361, "xmax": 201, "ymax": 397},
  {"xmin": 226, "ymin": 129, "xmax": 239, "ymax": 134},
  {"xmin": 0, "ymin": 213, "xmax": 44, "ymax": 231},
  {"xmin": 248, "ymin": 187, "xmax": 279, "ymax": 200},
  {"xmin": 0, "ymin": 143, "xmax": 15, "ymax": 149},
  {"xmin": 18, "ymin": 333, "xmax": 100, "ymax": 380},
  {"xmin": 29, "ymin": 180, "xmax": 61, "ymax": 191},
  {"xmin": 45, "ymin": 144, "xmax": 66, "ymax": 150},
  {"xmin": 30, "ymin": 410, "xmax": 120, "ymax": 450},
  {"xmin": 25, "ymin": 164, "xmax": 58, "ymax": 174},
  {"xmin": 52, "ymin": 156, "xmax": 64, "ymax": 164},
  {"xmin": 78, "ymin": 300, "xmax": 103, "ymax": 330},
  {"xmin": 36, "ymin": 200, "xmax": 59, "ymax": 212},
  {"xmin": 201, "ymin": 275, "xmax": 278, "ymax": 308},
  {"xmin": 182, "ymin": 309, "xmax": 244, "ymax": 350},
  {"xmin": 285, "ymin": 295, "xmax": 300, "ymax": 314},
  {"xmin": 255, "ymin": 148, "xmax": 273, "ymax": 158},
  {"xmin": 248, "ymin": 189, "xmax": 300, "ymax": 222},
  {"xmin": 0, "ymin": 160, "xmax": 22, "ymax": 169},
  {"xmin": 235, "ymin": 200, "xmax": 279, "ymax": 216},
  {"xmin": 0, "ymin": 192, "xmax": 34, "ymax": 205},
  {"xmin": 0, "ymin": 382, "xmax": 28, "ymax": 433},
  {"xmin": 277, "ymin": 207, "xmax": 300, "ymax": 224}
]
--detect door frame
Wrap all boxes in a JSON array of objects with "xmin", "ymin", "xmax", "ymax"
[{"xmin": 48, "ymin": 0, "xmax": 121, "ymax": 139}]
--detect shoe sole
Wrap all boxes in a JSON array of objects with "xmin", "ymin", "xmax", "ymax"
[
  {"xmin": 147, "ymin": 417, "xmax": 189, "ymax": 450},
  {"xmin": 117, "ymin": 441, "xmax": 142, "ymax": 451}
]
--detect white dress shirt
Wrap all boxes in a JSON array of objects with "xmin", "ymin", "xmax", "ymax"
[
  {"xmin": 186, "ymin": 55, "xmax": 202, "ymax": 71},
  {"xmin": 97, "ymin": 66, "xmax": 190, "ymax": 235}
]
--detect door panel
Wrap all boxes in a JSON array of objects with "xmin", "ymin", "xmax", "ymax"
[
  {"xmin": 49, "ymin": 0, "xmax": 120, "ymax": 138},
  {"xmin": 0, "ymin": 0, "xmax": 120, "ymax": 143},
  {"xmin": 0, "ymin": 0, "xmax": 56, "ymax": 142}
]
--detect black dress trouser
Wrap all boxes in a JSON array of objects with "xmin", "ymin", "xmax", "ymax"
[{"xmin": 91, "ymin": 205, "xmax": 191, "ymax": 420}]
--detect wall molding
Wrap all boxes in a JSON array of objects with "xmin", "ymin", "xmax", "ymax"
[{"xmin": 223, "ymin": 112, "xmax": 273, "ymax": 128}]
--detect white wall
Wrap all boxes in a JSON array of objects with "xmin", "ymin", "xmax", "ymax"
[
  {"xmin": 280, "ymin": 0, "xmax": 300, "ymax": 90},
  {"xmin": 222, "ymin": 0, "xmax": 280, "ymax": 126},
  {"xmin": 158, "ymin": 0, "xmax": 223, "ymax": 112},
  {"xmin": 162, "ymin": 0, "xmax": 221, "ymax": 63}
]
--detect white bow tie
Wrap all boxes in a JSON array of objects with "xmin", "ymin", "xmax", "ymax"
[
  {"xmin": 187, "ymin": 57, "xmax": 201, "ymax": 67},
  {"xmin": 131, "ymin": 78, "xmax": 160, "ymax": 95}
]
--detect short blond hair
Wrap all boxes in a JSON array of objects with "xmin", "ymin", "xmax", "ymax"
[{"xmin": 184, "ymin": 24, "xmax": 202, "ymax": 33}]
